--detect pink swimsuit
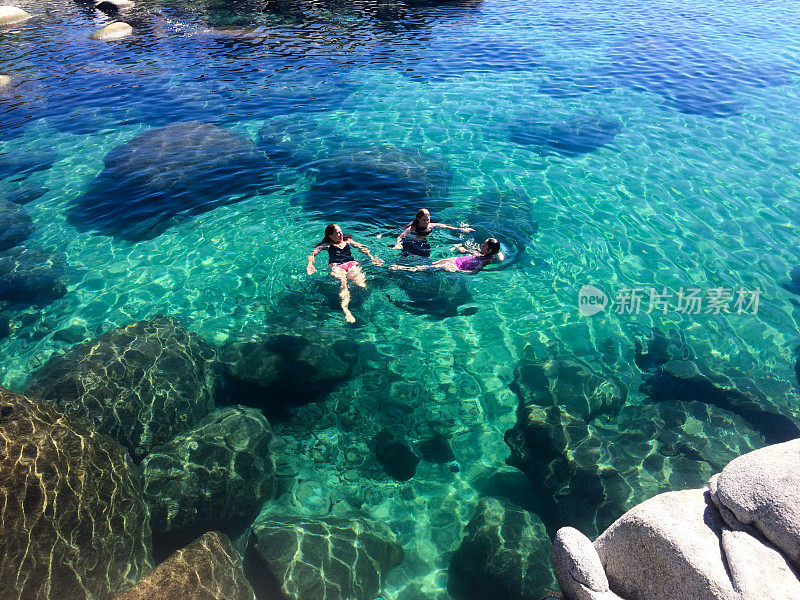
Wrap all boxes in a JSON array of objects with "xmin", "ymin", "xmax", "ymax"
[{"xmin": 454, "ymin": 254, "xmax": 489, "ymax": 272}]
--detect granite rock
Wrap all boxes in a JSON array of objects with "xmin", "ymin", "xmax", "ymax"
[
  {"xmin": 0, "ymin": 5, "xmax": 30, "ymax": 25},
  {"xmin": 594, "ymin": 488, "xmax": 738, "ymax": 600},
  {"xmin": 0, "ymin": 200, "xmax": 34, "ymax": 251},
  {"xmin": 142, "ymin": 406, "xmax": 276, "ymax": 535},
  {"xmin": 551, "ymin": 527, "xmax": 623, "ymax": 600},
  {"xmin": 90, "ymin": 22, "xmax": 133, "ymax": 41},
  {"xmin": 0, "ymin": 387, "xmax": 152, "ymax": 600},
  {"xmin": 26, "ymin": 316, "xmax": 220, "ymax": 459},
  {"xmin": 708, "ymin": 439, "xmax": 800, "ymax": 569},
  {"xmin": 245, "ymin": 513, "xmax": 403, "ymax": 600},
  {"xmin": 113, "ymin": 532, "xmax": 255, "ymax": 600},
  {"xmin": 448, "ymin": 497, "xmax": 556, "ymax": 600}
]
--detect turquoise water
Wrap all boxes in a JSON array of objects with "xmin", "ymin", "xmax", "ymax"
[{"xmin": 2, "ymin": 0, "xmax": 800, "ymax": 597}]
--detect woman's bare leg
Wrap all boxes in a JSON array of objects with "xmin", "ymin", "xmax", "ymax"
[
  {"xmin": 348, "ymin": 265, "xmax": 367, "ymax": 288},
  {"xmin": 331, "ymin": 268, "xmax": 355, "ymax": 323}
]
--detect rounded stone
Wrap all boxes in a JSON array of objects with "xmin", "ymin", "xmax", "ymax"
[
  {"xmin": 0, "ymin": 6, "xmax": 31, "ymax": 25},
  {"xmin": 0, "ymin": 75, "xmax": 10, "ymax": 89},
  {"xmin": 90, "ymin": 21, "xmax": 133, "ymax": 41}
]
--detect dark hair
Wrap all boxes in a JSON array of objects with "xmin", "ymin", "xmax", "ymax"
[
  {"xmin": 483, "ymin": 238, "xmax": 501, "ymax": 257},
  {"xmin": 408, "ymin": 208, "xmax": 430, "ymax": 230},
  {"xmin": 319, "ymin": 223, "xmax": 352, "ymax": 246}
]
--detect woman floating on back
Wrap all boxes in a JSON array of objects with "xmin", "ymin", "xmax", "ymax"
[
  {"xmin": 391, "ymin": 238, "xmax": 502, "ymax": 274},
  {"xmin": 307, "ymin": 223, "xmax": 383, "ymax": 323},
  {"xmin": 393, "ymin": 208, "xmax": 474, "ymax": 257}
]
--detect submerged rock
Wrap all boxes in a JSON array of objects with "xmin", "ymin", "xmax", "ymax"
[
  {"xmin": 245, "ymin": 513, "xmax": 403, "ymax": 600},
  {"xmin": 142, "ymin": 406, "xmax": 276, "ymax": 535},
  {"xmin": 509, "ymin": 114, "xmax": 622, "ymax": 156},
  {"xmin": 68, "ymin": 122, "xmax": 272, "ymax": 241},
  {"xmin": 0, "ymin": 200, "xmax": 34, "ymax": 251},
  {"xmin": 448, "ymin": 497, "xmax": 556, "ymax": 600},
  {"xmin": 0, "ymin": 246, "xmax": 67, "ymax": 305},
  {"xmin": 6, "ymin": 184, "xmax": 48, "ymax": 205},
  {"xmin": 0, "ymin": 74, "xmax": 10, "ymax": 88},
  {"xmin": 26, "ymin": 315, "xmax": 220, "ymax": 458},
  {"xmin": 90, "ymin": 21, "xmax": 133, "ymax": 40},
  {"xmin": 303, "ymin": 145, "xmax": 451, "ymax": 224},
  {"xmin": 113, "ymin": 532, "xmax": 255, "ymax": 600},
  {"xmin": 633, "ymin": 328, "xmax": 693, "ymax": 372},
  {"xmin": 220, "ymin": 329, "xmax": 359, "ymax": 415},
  {"xmin": 0, "ymin": 387, "xmax": 153, "ymax": 600},
  {"xmin": 640, "ymin": 359, "xmax": 800, "ymax": 444},
  {"xmin": 0, "ymin": 149, "xmax": 58, "ymax": 182},
  {"xmin": 0, "ymin": 5, "xmax": 30, "ymax": 25},
  {"xmin": 374, "ymin": 428, "xmax": 420, "ymax": 481}
]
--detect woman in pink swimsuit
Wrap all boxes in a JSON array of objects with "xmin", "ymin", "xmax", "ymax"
[
  {"xmin": 307, "ymin": 223, "xmax": 383, "ymax": 323},
  {"xmin": 391, "ymin": 238, "xmax": 501, "ymax": 274}
]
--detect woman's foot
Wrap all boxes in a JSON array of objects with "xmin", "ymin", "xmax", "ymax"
[{"xmin": 344, "ymin": 309, "xmax": 356, "ymax": 323}]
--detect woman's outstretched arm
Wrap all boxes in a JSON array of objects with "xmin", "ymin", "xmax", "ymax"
[
  {"xmin": 307, "ymin": 244, "xmax": 325, "ymax": 274},
  {"xmin": 351, "ymin": 240, "xmax": 384, "ymax": 266}
]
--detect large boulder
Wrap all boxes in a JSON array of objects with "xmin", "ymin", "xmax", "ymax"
[
  {"xmin": 142, "ymin": 406, "xmax": 276, "ymax": 535},
  {"xmin": 640, "ymin": 360, "xmax": 800, "ymax": 444},
  {"xmin": 448, "ymin": 497, "xmax": 556, "ymax": 600},
  {"xmin": 26, "ymin": 316, "xmax": 220, "ymax": 459},
  {"xmin": 0, "ymin": 387, "xmax": 152, "ymax": 600},
  {"xmin": 0, "ymin": 246, "xmax": 67, "ymax": 305},
  {"xmin": 708, "ymin": 439, "xmax": 800, "ymax": 569},
  {"xmin": 113, "ymin": 532, "xmax": 255, "ymax": 600},
  {"xmin": 0, "ymin": 5, "xmax": 30, "ymax": 25},
  {"xmin": 0, "ymin": 200, "xmax": 34, "ymax": 251},
  {"xmin": 0, "ymin": 150, "xmax": 58, "ymax": 182},
  {"xmin": 67, "ymin": 122, "xmax": 272, "ymax": 240},
  {"xmin": 220, "ymin": 330, "xmax": 359, "ymax": 413},
  {"xmin": 303, "ymin": 145, "xmax": 451, "ymax": 224},
  {"xmin": 594, "ymin": 489, "xmax": 738, "ymax": 600},
  {"xmin": 244, "ymin": 513, "xmax": 403, "ymax": 600},
  {"xmin": 551, "ymin": 528, "xmax": 623, "ymax": 600},
  {"xmin": 90, "ymin": 22, "xmax": 133, "ymax": 41}
]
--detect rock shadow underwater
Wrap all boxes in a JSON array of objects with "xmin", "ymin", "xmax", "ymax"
[
  {"xmin": 67, "ymin": 122, "xmax": 280, "ymax": 241},
  {"xmin": 538, "ymin": 35, "xmax": 791, "ymax": 117},
  {"xmin": 509, "ymin": 113, "xmax": 623, "ymax": 157}
]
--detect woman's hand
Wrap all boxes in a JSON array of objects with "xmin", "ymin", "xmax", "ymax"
[
  {"xmin": 461, "ymin": 227, "xmax": 475, "ymax": 233},
  {"xmin": 392, "ymin": 242, "xmax": 403, "ymax": 250},
  {"xmin": 371, "ymin": 256, "xmax": 385, "ymax": 266},
  {"xmin": 307, "ymin": 263, "xmax": 316, "ymax": 275}
]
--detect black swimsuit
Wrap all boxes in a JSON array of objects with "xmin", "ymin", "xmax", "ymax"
[
  {"xmin": 327, "ymin": 242, "xmax": 354, "ymax": 264},
  {"xmin": 402, "ymin": 225, "xmax": 432, "ymax": 257}
]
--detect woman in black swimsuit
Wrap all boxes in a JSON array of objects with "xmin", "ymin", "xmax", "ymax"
[
  {"xmin": 393, "ymin": 208, "xmax": 474, "ymax": 257},
  {"xmin": 307, "ymin": 223, "xmax": 383, "ymax": 323}
]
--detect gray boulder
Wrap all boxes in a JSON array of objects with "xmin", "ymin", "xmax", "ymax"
[
  {"xmin": 142, "ymin": 406, "xmax": 276, "ymax": 535},
  {"xmin": 448, "ymin": 497, "xmax": 556, "ymax": 600},
  {"xmin": 709, "ymin": 439, "xmax": 800, "ymax": 569},
  {"xmin": 245, "ymin": 513, "xmax": 403, "ymax": 600},
  {"xmin": 0, "ymin": 387, "xmax": 152, "ymax": 600},
  {"xmin": 551, "ymin": 528, "xmax": 623, "ymax": 600},
  {"xmin": 594, "ymin": 489, "xmax": 738, "ymax": 600},
  {"xmin": 26, "ymin": 315, "xmax": 221, "ymax": 458},
  {"xmin": 720, "ymin": 527, "xmax": 800, "ymax": 600},
  {"xmin": 113, "ymin": 532, "xmax": 255, "ymax": 600}
]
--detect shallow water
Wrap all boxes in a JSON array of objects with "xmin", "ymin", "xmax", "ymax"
[{"xmin": 2, "ymin": 0, "xmax": 800, "ymax": 596}]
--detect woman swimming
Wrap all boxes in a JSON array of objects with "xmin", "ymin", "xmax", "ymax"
[
  {"xmin": 307, "ymin": 223, "xmax": 384, "ymax": 323},
  {"xmin": 391, "ymin": 238, "xmax": 502, "ymax": 273},
  {"xmin": 393, "ymin": 208, "xmax": 474, "ymax": 257}
]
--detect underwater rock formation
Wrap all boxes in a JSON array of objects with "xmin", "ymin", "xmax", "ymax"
[
  {"xmin": 0, "ymin": 246, "xmax": 67, "ymax": 305},
  {"xmin": 0, "ymin": 200, "xmax": 34, "ymax": 251},
  {"xmin": 26, "ymin": 316, "xmax": 220, "ymax": 459},
  {"xmin": 640, "ymin": 360, "xmax": 800, "ymax": 444},
  {"xmin": 220, "ymin": 330, "xmax": 359, "ymax": 415},
  {"xmin": 244, "ymin": 513, "xmax": 404, "ymax": 600},
  {"xmin": 142, "ymin": 406, "xmax": 276, "ymax": 536},
  {"xmin": 0, "ymin": 387, "xmax": 153, "ymax": 600},
  {"xmin": 633, "ymin": 328, "xmax": 693, "ymax": 372},
  {"xmin": 6, "ymin": 184, "xmax": 48, "ymax": 205},
  {"xmin": 552, "ymin": 441, "xmax": 800, "ymax": 600},
  {"xmin": 509, "ymin": 114, "xmax": 622, "ymax": 156},
  {"xmin": 67, "ymin": 122, "xmax": 273, "ymax": 240},
  {"xmin": 383, "ymin": 269, "xmax": 476, "ymax": 319},
  {"xmin": 374, "ymin": 428, "xmax": 420, "ymax": 481},
  {"xmin": 0, "ymin": 150, "xmax": 58, "ymax": 182},
  {"xmin": 256, "ymin": 115, "xmax": 350, "ymax": 168},
  {"xmin": 113, "ymin": 532, "xmax": 255, "ymax": 600},
  {"xmin": 539, "ymin": 35, "xmax": 788, "ymax": 118},
  {"xmin": 448, "ymin": 497, "xmax": 556, "ymax": 600},
  {"xmin": 303, "ymin": 145, "xmax": 451, "ymax": 224}
]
